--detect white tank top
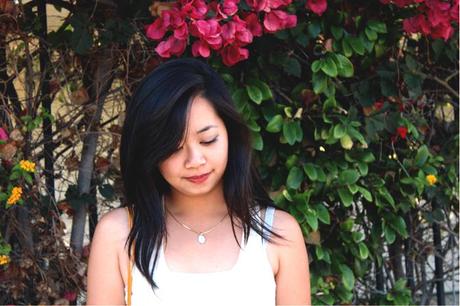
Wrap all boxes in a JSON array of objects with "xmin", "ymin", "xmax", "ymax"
[{"xmin": 124, "ymin": 206, "xmax": 276, "ymax": 305}]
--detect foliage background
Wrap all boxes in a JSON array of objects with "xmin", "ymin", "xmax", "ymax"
[{"xmin": 0, "ymin": 0, "xmax": 458, "ymax": 304}]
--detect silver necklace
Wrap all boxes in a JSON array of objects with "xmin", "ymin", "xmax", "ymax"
[{"xmin": 165, "ymin": 207, "xmax": 228, "ymax": 244}]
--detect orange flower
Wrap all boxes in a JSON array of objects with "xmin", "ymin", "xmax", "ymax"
[
  {"xmin": 7, "ymin": 186, "xmax": 22, "ymax": 206},
  {"xmin": 0, "ymin": 254, "xmax": 10, "ymax": 265},
  {"xmin": 19, "ymin": 160, "xmax": 35, "ymax": 172}
]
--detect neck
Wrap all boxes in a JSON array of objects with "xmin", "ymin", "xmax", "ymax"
[{"xmin": 164, "ymin": 183, "xmax": 228, "ymax": 220}]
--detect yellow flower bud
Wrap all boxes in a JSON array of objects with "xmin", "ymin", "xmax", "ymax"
[{"xmin": 426, "ymin": 174, "xmax": 437, "ymax": 186}]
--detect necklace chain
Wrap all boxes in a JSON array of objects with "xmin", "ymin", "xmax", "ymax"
[{"xmin": 165, "ymin": 207, "xmax": 228, "ymax": 243}]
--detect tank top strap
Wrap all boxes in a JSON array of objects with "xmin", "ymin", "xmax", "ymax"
[
  {"xmin": 261, "ymin": 206, "xmax": 276, "ymax": 246},
  {"xmin": 126, "ymin": 206, "xmax": 134, "ymax": 306}
]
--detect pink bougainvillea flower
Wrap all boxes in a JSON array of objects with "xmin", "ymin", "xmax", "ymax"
[
  {"xmin": 146, "ymin": 18, "xmax": 167, "ymax": 40},
  {"xmin": 246, "ymin": 0, "xmax": 270, "ymax": 12},
  {"xmin": 0, "ymin": 128, "xmax": 8, "ymax": 141},
  {"xmin": 192, "ymin": 39, "xmax": 211, "ymax": 57},
  {"xmin": 396, "ymin": 126, "xmax": 408, "ymax": 139},
  {"xmin": 430, "ymin": 21, "xmax": 454, "ymax": 40},
  {"xmin": 306, "ymin": 0, "xmax": 328, "ymax": 16},
  {"xmin": 180, "ymin": 0, "xmax": 208, "ymax": 19},
  {"xmin": 222, "ymin": 15, "xmax": 253, "ymax": 46},
  {"xmin": 190, "ymin": 19, "xmax": 223, "ymax": 50},
  {"xmin": 246, "ymin": 0, "xmax": 292, "ymax": 12},
  {"xmin": 263, "ymin": 10, "xmax": 297, "ymax": 33},
  {"xmin": 450, "ymin": 0, "xmax": 459, "ymax": 23},
  {"xmin": 217, "ymin": 0, "xmax": 240, "ymax": 18},
  {"xmin": 155, "ymin": 36, "xmax": 187, "ymax": 58},
  {"xmin": 403, "ymin": 14, "xmax": 431, "ymax": 35},
  {"xmin": 244, "ymin": 13, "xmax": 263, "ymax": 37},
  {"xmin": 173, "ymin": 22, "xmax": 189, "ymax": 40},
  {"xmin": 221, "ymin": 45, "xmax": 249, "ymax": 66}
]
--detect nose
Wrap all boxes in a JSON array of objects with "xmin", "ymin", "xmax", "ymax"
[{"xmin": 184, "ymin": 145, "xmax": 206, "ymax": 169}]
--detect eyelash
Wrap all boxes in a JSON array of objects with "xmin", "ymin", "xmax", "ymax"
[
  {"xmin": 201, "ymin": 137, "xmax": 218, "ymax": 145},
  {"xmin": 175, "ymin": 137, "xmax": 218, "ymax": 151}
]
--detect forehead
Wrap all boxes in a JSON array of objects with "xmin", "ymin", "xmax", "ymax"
[{"xmin": 186, "ymin": 96, "xmax": 221, "ymax": 129}]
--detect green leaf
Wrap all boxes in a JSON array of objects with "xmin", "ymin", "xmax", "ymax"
[
  {"xmin": 321, "ymin": 56, "xmax": 338, "ymax": 77},
  {"xmin": 251, "ymin": 131, "xmax": 263, "ymax": 151},
  {"xmin": 390, "ymin": 216, "xmax": 409, "ymax": 238},
  {"xmin": 361, "ymin": 152, "xmax": 376, "ymax": 163},
  {"xmin": 358, "ymin": 242, "xmax": 369, "ymax": 259},
  {"xmin": 379, "ymin": 188, "xmax": 395, "ymax": 208},
  {"xmin": 352, "ymin": 231, "xmax": 364, "ymax": 243},
  {"xmin": 286, "ymin": 166, "xmax": 304, "ymax": 189},
  {"xmin": 348, "ymin": 183, "xmax": 359, "ymax": 194},
  {"xmin": 266, "ymin": 115, "xmax": 283, "ymax": 133},
  {"xmin": 24, "ymin": 173, "xmax": 33, "ymax": 185},
  {"xmin": 246, "ymin": 85, "xmax": 263, "ymax": 104},
  {"xmin": 384, "ymin": 225, "xmax": 396, "ymax": 244},
  {"xmin": 333, "ymin": 124, "xmax": 347, "ymax": 139},
  {"xmin": 232, "ymin": 88, "xmax": 249, "ymax": 113},
  {"xmin": 283, "ymin": 121, "xmax": 300, "ymax": 145},
  {"xmin": 342, "ymin": 38, "xmax": 353, "ymax": 57},
  {"xmin": 9, "ymin": 171, "xmax": 20, "ymax": 181},
  {"xmin": 338, "ymin": 187, "xmax": 353, "ymax": 207},
  {"xmin": 315, "ymin": 203, "xmax": 330, "ymax": 224},
  {"xmin": 368, "ymin": 20, "xmax": 387, "ymax": 33},
  {"xmin": 251, "ymin": 80, "xmax": 273, "ymax": 101},
  {"xmin": 311, "ymin": 60, "xmax": 323, "ymax": 73},
  {"xmin": 331, "ymin": 25, "xmax": 344, "ymax": 40},
  {"xmin": 283, "ymin": 58, "xmax": 301, "ymax": 77},
  {"xmin": 339, "ymin": 264, "xmax": 355, "ymax": 291},
  {"xmin": 303, "ymin": 163, "xmax": 318, "ymax": 181},
  {"xmin": 339, "ymin": 169, "xmax": 360, "ymax": 185},
  {"xmin": 358, "ymin": 186, "xmax": 373, "ymax": 202},
  {"xmin": 334, "ymin": 54, "xmax": 354, "ymax": 78},
  {"xmin": 341, "ymin": 217, "xmax": 355, "ymax": 231},
  {"xmin": 357, "ymin": 162, "xmax": 368, "ymax": 176},
  {"xmin": 348, "ymin": 36, "xmax": 365, "ymax": 55},
  {"xmin": 312, "ymin": 72, "xmax": 328, "ymax": 94},
  {"xmin": 305, "ymin": 210, "xmax": 319, "ymax": 231},
  {"xmin": 365, "ymin": 27, "xmax": 378, "ymax": 41},
  {"xmin": 415, "ymin": 145, "xmax": 430, "ymax": 167},
  {"xmin": 316, "ymin": 245, "xmax": 325, "ymax": 260}
]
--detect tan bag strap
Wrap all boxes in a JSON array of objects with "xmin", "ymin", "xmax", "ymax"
[{"xmin": 126, "ymin": 207, "xmax": 134, "ymax": 306}]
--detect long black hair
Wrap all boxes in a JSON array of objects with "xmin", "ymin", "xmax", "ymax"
[{"xmin": 120, "ymin": 58, "xmax": 281, "ymax": 290}]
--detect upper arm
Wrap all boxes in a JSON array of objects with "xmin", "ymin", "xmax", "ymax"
[
  {"xmin": 273, "ymin": 210, "xmax": 311, "ymax": 305},
  {"xmin": 86, "ymin": 208, "xmax": 127, "ymax": 305}
]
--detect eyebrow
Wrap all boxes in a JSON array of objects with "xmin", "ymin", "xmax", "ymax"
[{"xmin": 197, "ymin": 125, "xmax": 218, "ymax": 134}]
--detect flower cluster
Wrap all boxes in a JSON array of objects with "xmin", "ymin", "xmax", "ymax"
[
  {"xmin": 146, "ymin": 1, "xmax": 328, "ymax": 66},
  {"xmin": 19, "ymin": 160, "xmax": 35, "ymax": 173},
  {"xmin": 7, "ymin": 186, "xmax": 22, "ymax": 206},
  {"xmin": 0, "ymin": 254, "xmax": 10, "ymax": 265},
  {"xmin": 381, "ymin": 0, "xmax": 459, "ymax": 41}
]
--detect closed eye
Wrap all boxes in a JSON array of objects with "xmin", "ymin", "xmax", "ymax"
[{"xmin": 201, "ymin": 137, "xmax": 218, "ymax": 145}]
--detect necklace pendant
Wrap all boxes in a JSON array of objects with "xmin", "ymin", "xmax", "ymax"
[{"xmin": 197, "ymin": 233, "xmax": 206, "ymax": 244}]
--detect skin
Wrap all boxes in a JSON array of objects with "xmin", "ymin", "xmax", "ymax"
[{"xmin": 87, "ymin": 96, "xmax": 311, "ymax": 305}]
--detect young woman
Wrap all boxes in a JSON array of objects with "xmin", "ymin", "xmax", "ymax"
[{"xmin": 86, "ymin": 58, "xmax": 310, "ymax": 305}]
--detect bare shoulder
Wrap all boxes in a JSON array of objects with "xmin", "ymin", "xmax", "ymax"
[
  {"xmin": 271, "ymin": 209, "xmax": 304, "ymax": 245},
  {"xmin": 86, "ymin": 207, "xmax": 130, "ymax": 304},
  {"xmin": 97, "ymin": 207, "xmax": 130, "ymax": 237},
  {"xmin": 270, "ymin": 208, "xmax": 311, "ymax": 305}
]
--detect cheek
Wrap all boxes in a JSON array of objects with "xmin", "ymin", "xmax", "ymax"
[{"xmin": 159, "ymin": 157, "xmax": 179, "ymax": 181}]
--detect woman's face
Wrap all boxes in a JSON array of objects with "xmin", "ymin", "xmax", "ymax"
[{"xmin": 159, "ymin": 96, "xmax": 229, "ymax": 197}]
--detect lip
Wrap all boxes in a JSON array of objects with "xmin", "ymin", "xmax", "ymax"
[{"xmin": 185, "ymin": 171, "xmax": 212, "ymax": 184}]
